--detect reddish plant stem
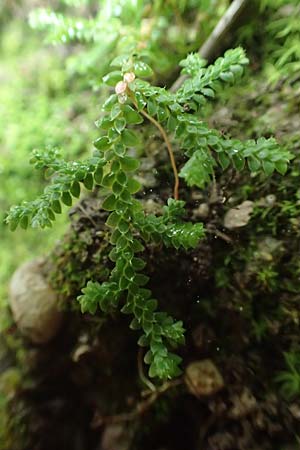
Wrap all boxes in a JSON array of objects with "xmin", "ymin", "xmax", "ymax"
[{"xmin": 131, "ymin": 98, "xmax": 179, "ymax": 200}]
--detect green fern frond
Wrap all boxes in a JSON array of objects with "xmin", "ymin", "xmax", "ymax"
[{"xmin": 7, "ymin": 50, "xmax": 292, "ymax": 379}]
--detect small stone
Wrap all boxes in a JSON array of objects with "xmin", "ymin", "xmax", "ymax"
[
  {"xmin": 191, "ymin": 191, "xmax": 204, "ymax": 201},
  {"xmin": 142, "ymin": 199, "xmax": 163, "ymax": 215},
  {"xmin": 256, "ymin": 194, "xmax": 276, "ymax": 208},
  {"xmin": 135, "ymin": 172, "xmax": 157, "ymax": 188},
  {"xmin": 265, "ymin": 194, "xmax": 276, "ymax": 206},
  {"xmin": 255, "ymin": 236, "xmax": 283, "ymax": 262},
  {"xmin": 193, "ymin": 203, "xmax": 209, "ymax": 219},
  {"xmin": 9, "ymin": 258, "xmax": 63, "ymax": 344},
  {"xmin": 228, "ymin": 388, "xmax": 257, "ymax": 418},
  {"xmin": 223, "ymin": 200, "xmax": 254, "ymax": 229},
  {"xmin": 289, "ymin": 403, "xmax": 300, "ymax": 420},
  {"xmin": 184, "ymin": 359, "xmax": 224, "ymax": 397}
]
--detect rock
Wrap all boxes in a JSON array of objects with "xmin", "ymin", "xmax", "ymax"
[
  {"xmin": 184, "ymin": 359, "xmax": 224, "ymax": 397},
  {"xmin": 191, "ymin": 191, "xmax": 204, "ymax": 201},
  {"xmin": 223, "ymin": 200, "xmax": 254, "ymax": 229},
  {"xmin": 228, "ymin": 388, "xmax": 257, "ymax": 418},
  {"xmin": 265, "ymin": 194, "xmax": 277, "ymax": 206},
  {"xmin": 9, "ymin": 258, "xmax": 63, "ymax": 344},
  {"xmin": 289, "ymin": 403, "xmax": 300, "ymax": 420},
  {"xmin": 142, "ymin": 198, "xmax": 163, "ymax": 215},
  {"xmin": 136, "ymin": 172, "xmax": 157, "ymax": 188},
  {"xmin": 257, "ymin": 194, "xmax": 277, "ymax": 207},
  {"xmin": 255, "ymin": 236, "xmax": 283, "ymax": 262},
  {"xmin": 193, "ymin": 203, "xmax": 210, "ymax": 220}
]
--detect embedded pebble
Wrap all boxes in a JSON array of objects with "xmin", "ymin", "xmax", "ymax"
[
  {"xmin": 193, "ymin": 203, "xmax": 210, "ymax": 219},
  {"xmin": 223, "ymin": 200, "xmax": 254, "ymax": 229},
  {"xmin": 9, "ymin": 258, "xmax": 63, "ymax": 344},
  {"xmin": 184, "ymin": 359, "xmax": 224, "ymax": 397}
]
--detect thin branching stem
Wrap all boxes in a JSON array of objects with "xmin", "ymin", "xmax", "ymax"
[
  {"xmin": 130, "ymin": 96, "xmax": 179, "ymax": 200},
  {"xmin": 138, "ymin": 348, "xmax": 156, "ymax": 392}
]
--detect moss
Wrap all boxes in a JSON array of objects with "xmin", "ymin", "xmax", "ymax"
[
  {"xmin": 47, "ymin": 198, "xmax": 111, "ymax": 309},
  {"xmin": 208, "ymin": 56, "xmax": 300, "ymax": 403},
  {"xmin": 0, "ymin": 333, "xmax": 29, "ymax": 450}
]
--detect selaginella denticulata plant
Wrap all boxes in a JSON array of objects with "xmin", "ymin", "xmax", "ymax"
[{"xmin": 6, "ymin": 48, "xmax": 293, "ymax": 380}]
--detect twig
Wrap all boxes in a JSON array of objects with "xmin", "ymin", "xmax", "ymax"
[
  {"xmin": 76, "ymin": 203, "xmax": 97, "ymax": 227},
  {"xmin": 137, "ymin": 348, "xmax": 156, "ymax": 392},
  {"xmin": 170, "ymin": 0, "xmax": 250, "ymax": 92},
  {"xmin": 91, "ymin": 378, "xmax": 183, "ymax": 427},
  {"xmin": 207, "ymin": 227, "xmax": 233, "ymax": 244}
]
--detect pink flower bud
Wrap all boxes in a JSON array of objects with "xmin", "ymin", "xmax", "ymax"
[
  {"xmin": 115, "ymin": 81, "xmax": 127, "ymax": 95},
  {"xmin": 123, "ymin": 72, "xmax": 135, "ymax": 84}
]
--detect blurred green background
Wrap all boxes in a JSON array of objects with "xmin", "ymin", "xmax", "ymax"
[{"xmin": 0, "ymin": 2, "xmax": 97, "ymax": 322}]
